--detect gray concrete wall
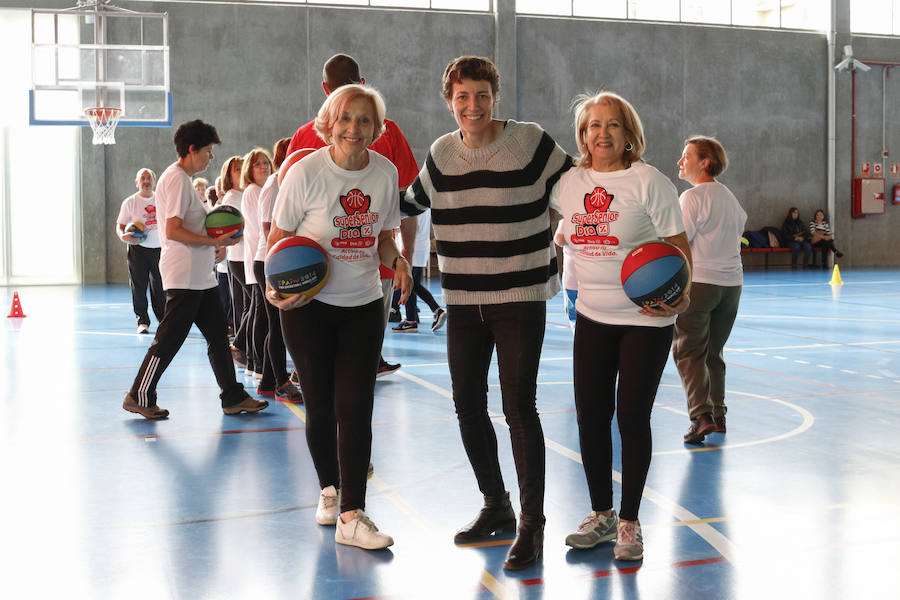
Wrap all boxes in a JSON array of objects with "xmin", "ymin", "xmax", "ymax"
[
  {"xmin": 98, "ymin": 3, "xmax": 492, "ymax": 283},
  {"xmin": 836, "ymin": 36, "xmax": 900, "ymax": 266},
  {"xmin": 5, "ymin": 1, "xmax": 900, "ymax": 278}
]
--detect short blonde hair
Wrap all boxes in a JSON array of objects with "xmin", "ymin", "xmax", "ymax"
[
  {"xmin": 314, "ymin": 84, "xmax": 386, "ymax": 145},
  {"xmin": 192, "ymin": 177, "xmax": 209, "ymax": 188},
  {"xmin": 573, "ymin": 92, "xmax": 645, "ymax": 169},
  {"xmin": 685, "ymin": 135, "xmax": 728, "ymax": 177},
  {"xmin": 220, "ymin": 156, "xmax": 243, "ymax": 192},
  {"xmin": 240, "ymin": 148, "xmax": 273, "ymax": 188}
]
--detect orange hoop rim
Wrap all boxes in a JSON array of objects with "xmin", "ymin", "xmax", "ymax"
[{"xmin": 84, "ymin": 106, "xmax": 122, "ymax": 119}]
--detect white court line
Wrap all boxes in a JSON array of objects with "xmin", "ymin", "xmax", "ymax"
[
  {"xmin": 730, "ymin": 340, "xmax": 900, "ymax": 352},
  {"xmin": 397, "ymin": 371, "xmax": 741, "ymax": 565},
  {"xmin": 738, "ymin": 315, "xmax": 900, "ymax": 323},
  {"xmin": 70, "ymin": 330, "xmax": 205, "ymax": 340},
  {"xmin": 742, "ymin": 280, "xmax": 897, "ymax": 288}
]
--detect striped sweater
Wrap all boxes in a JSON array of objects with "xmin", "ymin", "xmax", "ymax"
[{"xmin": 402, "ymin": 120, "xmax": 573, "ymax": 305}]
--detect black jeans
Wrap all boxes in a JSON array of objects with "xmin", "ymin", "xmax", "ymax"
[
  {"xmin": 280, "ymin": 298, "xmax": 383, "ymax": 513},
  {"xmin": 447, "ymin": 301, "xmax": 547, "ymax": 521},
  {"xmin": 228, "ymin": 260, "xmax": 251, "ymax": 358},
  {"xmin": 129, "ymin": 287, "xmax": 246, "ymax": 408},
  {"xmin": 253, "ymin": 261, "xmax": 289, "ymax": 390},
  {"xmin": 127, "ymin": 245, "xmax": 165, "ymax": 325},
  {"xmin": 573, "ymin": 315, "xmax": 673, "ymax": 522}
]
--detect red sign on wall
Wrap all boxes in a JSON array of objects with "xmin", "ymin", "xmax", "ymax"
[
  {"xmin": 861, "ymin": 162, "xmax": 871, "ymax": 176},
  {"xmin": 874, "ymin": 163, "xmax": 883, "ymax": 178},
  {"xmin": 891, "ymin": 163, "xmax": 899, "ymax": 177}
]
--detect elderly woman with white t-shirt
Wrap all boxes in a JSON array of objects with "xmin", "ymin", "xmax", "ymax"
[
  {"xmin": 672, "ymin": 136, "xmax": 746, "ymax": 445},
  {"xmin": 220, "ymin": 156, "xmax": 252, "ymax": 370},
  {"xmin": 551, "ymin": 91, "xmax": 691, "ymax": 562},
  {"xmin": 240, "ymin": 148, "xmax": 274, "ymax": 385},
  {"xmin": 266, "ymin": 84, "xmax": 411, "ymax": 551}
]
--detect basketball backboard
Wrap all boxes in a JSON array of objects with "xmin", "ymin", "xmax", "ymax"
[{"xmin": 29, "ymin": 1, "xmax": 171, "ymax": 127}]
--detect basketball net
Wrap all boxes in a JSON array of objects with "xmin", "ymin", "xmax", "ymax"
[{"xmin": 84, "ymin": 107, "xmax": 122, "ymax": 145}]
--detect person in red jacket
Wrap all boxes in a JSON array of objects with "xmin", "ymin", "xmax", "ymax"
[{"xmin": 287, "ymin": 53, "xmax": 419, "ymax": 377}]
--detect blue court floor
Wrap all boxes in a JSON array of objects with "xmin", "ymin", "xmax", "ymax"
[{"xmin": 2, "ymin": 268, "xmax": 900, "ymax": 599}]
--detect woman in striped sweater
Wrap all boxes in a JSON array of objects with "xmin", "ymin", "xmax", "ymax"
[{"xmin": 403, "ymin": 55, "xmax": 572, "ymax": 570}]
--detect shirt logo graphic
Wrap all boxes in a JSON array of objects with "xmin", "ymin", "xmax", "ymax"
[
  {"xmin": 333, "ymin": 188, "xmax": 378, "ymax": 249},
  {"xmin": 569, "ymin": 186, "xmax": 619, "ymax": 246},
  {"xmin": 143, "ymin": 204, "xmax": 157, "ymax": 228}
]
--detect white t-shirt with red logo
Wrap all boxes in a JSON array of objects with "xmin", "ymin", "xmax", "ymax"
[
  {"xmin": 273, "ymin": 147, "xmax": 400, "ymax": 307},
  {"xmin": 156, "ymin": 162, "xmax": 217, "ymax": 291},
  {"xmin": 117, "ymin": 192, "xmax": 161, "ymax": 248},
  {"xmin": 550, "ymin": 162, "xmax": 684, "ymax": 327},
  {"xmin": 241, "ymin": 182, "xmax": 262, "ymax": 284},
  {"xmin": 222, "ymin": 189, "xmax": 244, "ymax": 263}
]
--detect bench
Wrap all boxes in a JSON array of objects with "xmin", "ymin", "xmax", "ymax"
[{"xmin": 740, "ymin": 247, "xmax": 821, "ymax": 269}]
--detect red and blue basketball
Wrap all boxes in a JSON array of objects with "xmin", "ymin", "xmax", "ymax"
[
  {"xmin": 205, "ymin": 205, "xmax": 244, "ymax": 238},
  {"xmin": 265, "ymin": 236, "xmax": 330, "ymax": 298},
  {"xmin": 278, "ymin": 148, "xmax": 317, "ymax": 186},
  {"xmin": 124, "ymin": 221, "xmax": 146, "ymax": 239},
  {"xmin": 621, "ymin": 240, "xmax": 690, "ymax": 307}
]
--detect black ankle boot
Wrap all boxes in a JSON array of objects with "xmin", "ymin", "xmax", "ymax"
[
  {"xmin": 453, "ymin": 492, "xmax": 516, "ymax": 544},
  {"xmin": 503, "ymin": 517, "xmax": 544, "ymax": 570}
]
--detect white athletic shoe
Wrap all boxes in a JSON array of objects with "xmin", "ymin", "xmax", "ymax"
[
  {"xmin": 335, "ymin": 510, "xmax": 394, "ymax": 550},
  {"xmin": 137, "ymin": 324, "xmax": 150, "ymax": 334},
  {"xmin": 316, "ymin": 485, "xmax": 340, "ymax": 525}
]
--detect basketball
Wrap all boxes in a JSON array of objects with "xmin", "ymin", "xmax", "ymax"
[
  {"xmin": 278, "ymin": 148, "xmax": 317, "ymax": 186},
  {"xmin": 621, "ymin": 240, "xmax": 691, "ymax": 307},
  {"xmin": 205, "ymin": 205, "xmax": 244, "ymax": 238},
  {"xmin": 124, "ymin": 222, "xmax": 146, "ymax": 239},
  {"xmin": 265, "ymin": 236, "xmax": 330, "ymax": 298}
]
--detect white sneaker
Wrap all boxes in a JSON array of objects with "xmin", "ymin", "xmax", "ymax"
[
  {"xmin": 316, "ymin": 485, "xmax": 340, "ymax": 525},
  {"xmin": 613, "ymin": 519, "xmax": 643, "ymax": 561},
  {"xmin": 335, "ymin": 510, "xmax": 394, "ymax": 550},
  {"xmin": 137, "ymin": 324, "xmax": 150, "ymax": 334}
]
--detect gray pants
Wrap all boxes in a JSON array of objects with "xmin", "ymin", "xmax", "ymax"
[{"xmin": 672, "ymin": 282, "xmax": 742, "ymax": 419}]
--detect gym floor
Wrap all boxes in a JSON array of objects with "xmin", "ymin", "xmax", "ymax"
[{"xmin": 2, "ymin": 268, "xmax": 899, "ymax": 599}]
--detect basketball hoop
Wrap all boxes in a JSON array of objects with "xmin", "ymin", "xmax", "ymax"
[{"xmin": 84, "ymin": 106, "xmax": 122, "ymax": 145}]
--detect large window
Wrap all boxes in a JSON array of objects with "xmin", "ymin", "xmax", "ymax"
[
  {"xmin": 852, "ymin": 0, "xmax": 900, "ymax": 34},
  {"xmin": 295, "ymin": 0, "xmax": 491, "ymax": 8},
  {"xmin": 517, "ymin": 0, "xmax": 830, "ymax": 31},
  {"xmin": 1, "ymin": 10, "xmax": 79, "ymax": 285}
]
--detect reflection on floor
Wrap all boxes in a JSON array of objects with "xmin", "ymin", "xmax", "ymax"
[{"xmin": 2, "ymin": 268, "xmax": 899, "ymax": 599}]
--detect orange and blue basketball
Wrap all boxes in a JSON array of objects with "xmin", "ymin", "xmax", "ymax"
[
  {"xmin": 621, "ymin": 240, "xmax": 690, "ymax": 307},
  {"xmin": 265, "ymin": 236, "xmax": 330, "ymax": 298},
  {"xmin": 205, "ymin": 205, "xmax": 244, "ymax": 238},
  {"xmin": 125, "ymin": 221, "xmax": 146, "ymax": 239}
]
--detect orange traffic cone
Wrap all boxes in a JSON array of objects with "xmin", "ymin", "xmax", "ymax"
[{"xmin": 7, "ymin": 291, "xmax": 26, "ymax": 318}]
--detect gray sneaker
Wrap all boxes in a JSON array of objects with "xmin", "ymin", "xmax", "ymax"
[
  {"xmin": 565, "ymin": 510, "xmax": 618, "ymax": 549},
  {"xmin": 613, "ymin": 519, "xmax": 644, "ymax": 561}
]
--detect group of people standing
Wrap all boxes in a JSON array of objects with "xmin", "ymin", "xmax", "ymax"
[{"xmin": 116, "ymin": 52, "xmax": 759, "ymax": 566}]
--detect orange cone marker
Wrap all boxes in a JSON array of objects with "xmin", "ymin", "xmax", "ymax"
[{"xmin": 7, "ymin": 291, "xmax": 26, "ymax": 318}]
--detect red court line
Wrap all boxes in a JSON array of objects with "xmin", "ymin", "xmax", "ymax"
[
  {"xmin": 347, "ymin": 557, "xmax": 730, "ymax": 598},
  {"xmin": 519, "ymin": 556, "xmax": 729, "ymax": 587},
  {"xmin": 82, "ymin": 425, "xmax": 305, "ymax": 442}
]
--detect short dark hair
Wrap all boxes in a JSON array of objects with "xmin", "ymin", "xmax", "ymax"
[
  {"xmin": 173, "ymin": 119, "xmax": 221, "ymax": 158},
  {"xmin": 323, "ymin": 54, "xmax": 362, "ymax": 91},
  {"xmin": 441, "ymin": 55, "xmax": 500, "ymax": 101}
]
